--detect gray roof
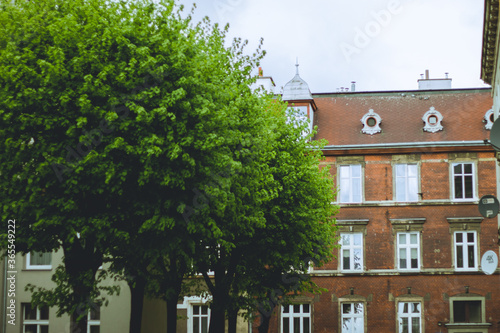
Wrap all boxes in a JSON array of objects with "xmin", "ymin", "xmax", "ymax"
[{"xmin": 282, "ymin": 71, "xmax": 313, "ymax": 101}]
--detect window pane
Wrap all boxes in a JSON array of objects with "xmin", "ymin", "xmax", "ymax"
[
  {"xmin": 342, "ymin": 318, "xmax": 352, "ymax": 331},
  {"xmin": 396, "ymin": 177, "xmax": 406, "ymax": 201},
  {"xmin": 283, "ymin": 305, "xmax": 289, "ymax": 314},
  {"xmin": 453, "ymin": 301, "xmax": 466, "ymax": 322},
  {"xmin": 340, "ymin": 178, "xmax": 350, "ymax": 202},
  {"xmin": 283, "ymin": 318, "xmax": 289, "ymax": 333},
  {"xmin": 353, "ymin": 234, "xmax": 362, "ymax": 246},
  {"xmin": 90, "ymin": 327, "xmax": 100, "ymax": 333},
  {"xmin": 354, "ymin": 303, "xmax": 363, "ymax": 314},
  {"xmin": 456, "ymin": 245, "xmax": 464, "ymax": 268},
  {"xmin": 24, "ymin": 304, "xmax": 36, "ymax": 320},
  {"xmin": 464, "ymin": 176, "xmax": 473, "ymax": 198},
  {"xmin": 293, "ymin": 304, "xmax": 300, "ymax": 313},
  {"xmin": 343, "ymin": 250, "xmax": 351, "ymax": 270},
  {"xmin": 411, "ymin": 318, "xmax": 420, "ymax": 333},
  {"xmin": 24, "ymin": 325, "xmax": 37, "ymax": 333},
  {"xmin": 201, "ymin": 306, "xmax": 208, "ymax": 315},
  {"xmin": 342, "ymin": 234, "xmax": 350, "ymax": 246},
  {"xmin": 396, "ymin": 165, "xmax": 405, "ymax": 177},
  {"xmin": 41, "ymin": 326, "xmax": 49, "ymax": 333},
  {"xmin": 408, "ymin": 165, "xmax": 417, "ymax": 177},
  {"xmin": 399, "ymin": 234, "xmax": 407, "ymax": 245},
  {"xmin": 351, "ymin": 165, "xmax": 361, "ymax": 177},
  {"xmin": 352, "ymin": 178, "xmax": 361, "ymax": 202},
  {"xmin": 467, "ymin": 232, "xmax": 475, "ymax": 242},
  {"xmin": 303, "ymin": 317, "xmax": 310, "ymax": 333},
  {"xmin": 454, "ymin": 176, "xmax": 463, "ymax": 198},
  {"xmin": 30, "ymin": 251, "xmax": 51, "ymax": 266},
  {"xmin": 454, "ymin": 164, "xmax": 462, "ymax": 174},
  {"xmin": 303, "ymin": 304, "xmax": 310, "ymax": 313},
  {"xmin": 40, "ymin": 306, "xmax": 49, "ymax": 320},
  {"xmin": 193, "ymin": 317, "xmax": 199, "ymax": 333},
  {"xmin": 353, "ymin": 317, "xmax": 363, "ymax": 333},
  {"xmin": 353, "ymin": 249, "xmax": 362, "ymax": 270},
  {"xmin": 469, "ymin": 301, "xmax": 481, "ymax": 323},
  {"xmin": 408, "ymin": 177, "xmax": 418, "ymax": 201},
  {"xmin": 412, "ymin": 303, "xmax": 420, "ymax": 313},
  {"xmin": 343, "ymin": 303, "xmax": 351, "ymax": 314},
  {"xmin": 401, "ymin": 318, "xmax": 408, "ymax": 333},
  {"xmin": 293, "ymin": 318, "xmax": 300, "ymax": 333},
  {"xmin": 193, "ymin": 305, "xmax": 199, "ymax": 315},
  {"xmin": 456, "ymin": 233, "xmax": 463, "ymax": 242},
  {"xmin": 202, "ymin": 317, "xmax": 208, "ymax": 333},
  {"xmin": 399, "ymin": 249, "xmax": 407, "ymax": 269},
  {"xmin": 410, "ymin": 233, "xmax": 418, "ymax": 244},
  {"xmin": 467, "ymin": 245, "xmax": 475, "ymax": 268},
  {"xmin": 464, "ymin": 163, "xmax": 472, "ymax": 174}
]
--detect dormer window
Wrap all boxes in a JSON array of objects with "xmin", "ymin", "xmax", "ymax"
[
  {"xmin": 484, "ymin": 108, "xmax": 494, "ymax": 130},
  {"xmin": 361, "ymin": 109, "xmax": 382, "ymax": 135},
  {"xmin": 422, "ymin": 107, "xmax": 443, "ymax": 133}
]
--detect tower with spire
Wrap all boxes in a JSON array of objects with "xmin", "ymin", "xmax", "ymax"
[{"xmin": 282, "ymin": 61, "xmax": 317, "ymax": 135}]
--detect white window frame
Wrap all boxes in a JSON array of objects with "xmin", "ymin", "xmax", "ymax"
[
  {"xmin": 451, "ymin": 162, "xmax": 476, "ymax": 201},
  {"xmin": 22, "ymin": 303, "xmax": 49, "ymax": 333},
  {"xmin": 394, "ymin": 164, "xmax": 419, "ymax": 202},
  {"xmin": 454, "ymin": 231, "xmax": 478, "ymax": 271},
  {"xmin": 338, "ymin": 164, "xmax": 362, "ymax": 203},
  {"xmin": 281, "ymin": 304, "xmax": 311, "ymax": 333},
  {"xmin": 189, "ymin": 304, "xmax": 210, "ymax": 333},
  {"xmin": 88, "ymin": 306, "xmax": 100, "ymax": 333},
  {"xmin": 26, "ymin": 251, "xmax": 52, "ymax": 270},
  {"xmin": 180, "ymin": 296, "xmax": 211, "ymax": 333},
  {"xmin": 340, "ymin": 233, "xmax": 364, "ymax": 272},
  {"xmin": 397, "ymin": 232, "xmax": 420, "ymax": 271},
  {"xmin": 341, "ymin": 302, "xmax": 364, "ymax": 333},
  {"xmin": 397, "ymin": 301, "xmax": 422, "ymax": 333}
]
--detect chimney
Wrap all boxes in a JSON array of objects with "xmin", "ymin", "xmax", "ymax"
[
  {"xmin": 258, "ymin": 67, "xmax": 263, "ymax": 77},
  {"xmin": 351, "ymin": 81, "xmax": 356, "ymax": 92},
  {"xmin": 425, "ymin": 69, "xmax": 429, "ymax": 80}
]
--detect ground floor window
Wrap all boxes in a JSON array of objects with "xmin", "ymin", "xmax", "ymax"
[
  {"xmin": 281, "ymin": 304, "xmax": 311, "ymax": 333},
  {"xmin": 398, "ymin": 302, "xmax": 421, "ymax": 333},
  {"xmin": 22, "ymin": 303, "xmax": 49, "ymax": 333},
  {"xmin": 341, "ymin": 302, "xmax": 364, "ymax": 333},
  {"xmin": 191, "ymin": 304, "xmax": 210, "ymax": 333}
]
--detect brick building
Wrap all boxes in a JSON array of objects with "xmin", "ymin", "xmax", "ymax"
[{"xmin": 259, "ymin": 70, "xmax": 500, "ymax": 333}]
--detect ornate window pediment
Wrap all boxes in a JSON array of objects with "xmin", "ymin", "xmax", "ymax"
[
  {"xmin": 361, "ymin": 109, "xmax": 382, "ymax": 135},
  {"xmin": 422, "ymin": 107, "xmax": 443, "ymax": 133}
]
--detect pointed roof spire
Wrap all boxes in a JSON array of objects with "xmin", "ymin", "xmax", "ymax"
[{"xmin": 282, "ymin": 60, "xmax": 313, "ymax": 101}]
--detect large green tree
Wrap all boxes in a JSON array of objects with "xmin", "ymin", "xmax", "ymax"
[{"xmin": 0, "ymin": 0, "xmax": 267, "ymax": 332}]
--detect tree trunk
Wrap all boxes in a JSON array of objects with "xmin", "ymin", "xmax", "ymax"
[
  {"xmin": 70, "ymin": 312, "xmax": 88, "ymax": 333},
  {"xmin": 257, "ymin": 313, "xmax": 271, "ymax": 333},
  {"xmin": 208, "ymin": 297, "xmax": 226, "ymax": 333},
  {"xmin": 166, "ymin": 295, "xmax": 179, "ymax": 333},
  {"xmin": 228, "ymin": 306, "xmax": 238, "ymax": 333},
  {"xmin": 129, "ymin": 278, "xmax": 146, "ymax": 333}
]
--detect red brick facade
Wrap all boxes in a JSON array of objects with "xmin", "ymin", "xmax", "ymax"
[{"xmin": 260, "ymin": 88, "xmax": 500, "ymax": 333}]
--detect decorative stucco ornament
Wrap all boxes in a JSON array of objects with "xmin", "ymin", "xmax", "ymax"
[
  {"xmin": 422, "ymin": 107, "xmax": 443, "ymax": 133},
  {"xmin": 361, "ymin": 109, "xmax": 382, "ymax": 135},
  {"xmin": 484, "ymin": 108, "xmax": 494, "ymax": 130}
]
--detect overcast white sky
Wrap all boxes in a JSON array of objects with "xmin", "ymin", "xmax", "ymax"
[{"xmin": 176, "ymin": 0, "xmax": 489, "ymax": 93}]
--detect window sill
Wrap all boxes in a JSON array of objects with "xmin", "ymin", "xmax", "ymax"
[{"xmin": 445, "ymin": 322, "xmax": 492, "ymax": 329}]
